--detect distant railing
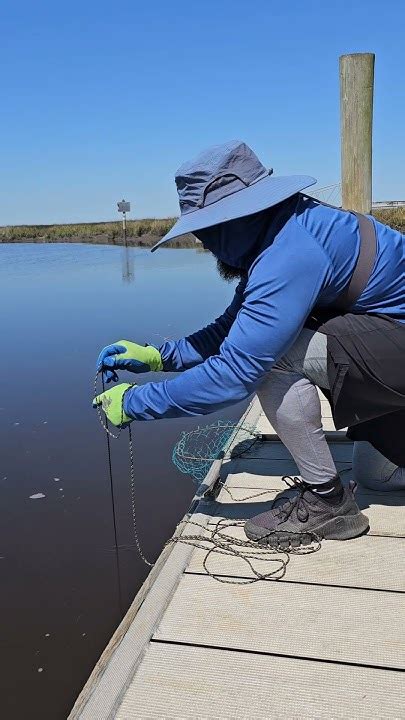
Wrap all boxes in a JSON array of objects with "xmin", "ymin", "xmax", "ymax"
[{"xmin": 372, "ymin": 200, "xmax": 405, "ymax": 209}]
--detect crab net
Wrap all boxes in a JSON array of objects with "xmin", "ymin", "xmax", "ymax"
[{"xmin": 172, "ymin": 420, "xmax": 259, "ymax": 483}]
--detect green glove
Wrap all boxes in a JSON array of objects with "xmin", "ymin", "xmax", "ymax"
[
  {"xmin": 97, "ymin": 340, "xmax": 163, "ymax": 382},
  {"xmin": 93, "ymin": 383, "xmax": 133, "ymax": 427}
]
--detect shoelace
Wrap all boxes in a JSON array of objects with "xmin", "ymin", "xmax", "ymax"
[
  {"xmin": 272, "ymin": 476, "xmax": 314, "ymax": 523},
  {"xmin": 273, "ymin": 476, "xmax": 357, "ymax": 525}
]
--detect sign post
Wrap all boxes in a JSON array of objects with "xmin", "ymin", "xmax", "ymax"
[{"xmin": 117, "ymin": 199, "xmax": 131, "ymax": 245}]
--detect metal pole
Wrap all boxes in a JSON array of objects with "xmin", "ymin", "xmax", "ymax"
[
  {"xmin": 340, "ymin": 53, "xmax": 375, "ymax": 214},
  {"xmin": 123, "ymin": 211, "xmax": 127, "ymax": 246}
]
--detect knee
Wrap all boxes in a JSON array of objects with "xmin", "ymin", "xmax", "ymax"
[
  {"xmin": 273, "ymin": 330, "xmax": 329, "ymax": 389},
  {"xmin": 259, "ymin": 373, "xmax": 319, "ymax": 427},
  {"xmin": 352, "ymin": 441, "xmax": 403, "ymax": 491}
]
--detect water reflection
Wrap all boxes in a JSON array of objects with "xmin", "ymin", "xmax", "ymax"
[
  {"xmin": 0, "ymin": 243, "xmax": 246, "ymax": 719},
  {"xmin": 121, "ymin": 244, "xmax": 135, "ymax": 283}
]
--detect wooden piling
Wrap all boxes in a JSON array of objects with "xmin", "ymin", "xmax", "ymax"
[{"xmin": 340, "ymin": 53, "xmax": 375, "ymax": 214}]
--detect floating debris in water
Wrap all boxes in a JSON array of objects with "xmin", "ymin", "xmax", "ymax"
[
  {"xmin": 53, "ymin": 477, "xmax": 60, "ymax": 482},
  {"xmin": 29, "ymin": 493, "xmax": 46, "ymax": 500},
  {"xmin": 59, "ymin": 488, "xmax": 63, "ymax": 492},
  {"xmin": 43, "ymin": 421, "xmax": 48, "ymax": 424},
  {"xmin": 13, "ymin": 422, "xmax": 20, "ymax": 426}
]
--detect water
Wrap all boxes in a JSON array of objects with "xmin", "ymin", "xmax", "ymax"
[{"xmin": 0, "ymin": 244, "xmax": 246, "ymax": 719}]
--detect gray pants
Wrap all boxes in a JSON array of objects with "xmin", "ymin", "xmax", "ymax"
[{"xmin": 257, "ymin": 329, "xmax": 405, "ymax": 490}]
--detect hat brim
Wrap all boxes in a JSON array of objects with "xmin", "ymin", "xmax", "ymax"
[{"xmin": 151, "ymin": 174, "xmax": 316, "ymax": 252}]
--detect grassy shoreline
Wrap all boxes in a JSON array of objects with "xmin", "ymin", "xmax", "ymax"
[
  {"xmin": 0, "ymin": 218, "xmax": 194, "ymax": 247},
  {"xmin": 0, "ymin": 208, "xmax": 403, "ymax": 247}
]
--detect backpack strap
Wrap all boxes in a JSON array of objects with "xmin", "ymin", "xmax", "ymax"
[
  {"xmin": 334, "ymin": 211, "xmax": 377, "ymax": 312},
  {"xmin": 302, "ymin": 196, "xmax": 377, "ymax": 313}
]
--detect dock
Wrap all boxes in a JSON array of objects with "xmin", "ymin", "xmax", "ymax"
[{"xmin": 69, "ymin": 394, "xmax": 405, "ymax": 719}]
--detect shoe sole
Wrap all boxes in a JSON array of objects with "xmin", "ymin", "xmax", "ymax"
[{"xmin": 246, "ymin": 511, "xmax": 370, "ymax": 549}]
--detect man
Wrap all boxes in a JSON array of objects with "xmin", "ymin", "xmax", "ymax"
[{"xmin": 94, "ymin": 140, "xmax": 405, "ymax": 545}]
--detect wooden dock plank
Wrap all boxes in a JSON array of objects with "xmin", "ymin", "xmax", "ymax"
[
  {"xmin": 116, "ymin": 642, "xmax": 405, "ymax": 720},
  {"xmin": 224, "ymin": 467, "xmax": 352, "ymax": 489},
  {"xmin": 187, "ymin": 531, "xmax": 405, "ymax": 591},
  {"xmin": 153, "ymin": 574, "xmax": 405, "ymax": 669},
  {"xmin": 70, "ymin": 395, "xmax": 405, "ymax": 719},
  {"xmin": 239, "ymin": 441, "xmax": 354, "ymax": 462},
  {"xmin": 222, "ymin": 463, "xmax": 353, "ymax": 489},
  {"xmin": 223, "ymin": 459, "xmax": 300, "ymax": 483},
  {"xmin": 363, "ymin": 496, "xmax": 405, "ymax": 537}
]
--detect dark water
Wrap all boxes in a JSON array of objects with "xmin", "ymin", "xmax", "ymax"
[{"xmin": 0, "ymin": 244, "xmax": 245, "ymax": 719}]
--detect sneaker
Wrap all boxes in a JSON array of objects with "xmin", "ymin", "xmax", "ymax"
[{"xmin": 244, "ymin": 477, "xmax": 369, "ymax": 548}]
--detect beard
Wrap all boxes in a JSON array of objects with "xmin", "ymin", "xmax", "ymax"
[{"xmin": 216, "ymin": 259, "xmax": 247, "ymax": 282}]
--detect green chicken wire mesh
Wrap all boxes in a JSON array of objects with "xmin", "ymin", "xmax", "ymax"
[{"xmin": 172, "ymin": 420, "xmax": 259, "ymax": 483}]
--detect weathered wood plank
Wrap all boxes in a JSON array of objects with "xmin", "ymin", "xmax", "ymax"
[
  {"xmin": 224, "ymin": 473, "xmax": 293, "ymax": 491},
  {"xmin": 224, "ymin": 465, "xmax": 353, "ymax": 489},
  {"xmin": 187, "ymin": 530, "xmax": 405, "ymax": 591},
  {"xmin": 154, "ymin": 574, "xmax": 405, "ymax": 669},
  {"xmin": 359, "ymin": 494, "xmax": 405, "ymax": 537},
  {"xmin": 116, "ymin": 642, "xmax": 405, "ymax": 720},
  {"xmin": 239, "ymin": 441, "xmax": 353, "ymax": 462},
  {"xmin": 222, "ymin": 459, "xmax": 299, "ymax": 483}
]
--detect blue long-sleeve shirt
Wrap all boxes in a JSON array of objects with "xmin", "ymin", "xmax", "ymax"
[{"xmin": 124, "ymin": 196, "xmax": 404, "ymax": 421}]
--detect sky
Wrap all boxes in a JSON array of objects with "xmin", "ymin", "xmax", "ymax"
[{"xmin": 0, "ymin": 0, "xmax": 404, "ymax": 225}]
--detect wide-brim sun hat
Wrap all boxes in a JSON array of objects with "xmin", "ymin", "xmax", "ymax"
[{"xmin": 151, "ymin": 140, "xmax": 316, "ymax": 251}]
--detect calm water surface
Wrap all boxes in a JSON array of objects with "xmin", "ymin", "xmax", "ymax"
[{"xmin": 0, "ymin": 244, "xmax": 245, "ymax": 719}]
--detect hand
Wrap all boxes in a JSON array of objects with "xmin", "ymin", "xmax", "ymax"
[
  {"xmin": 93, "ymin": 383, "xmax": 134, "ymax": 427},
  {"xmin": 96, "ymin": 340, "xmax": 163, "ymax": 383}
]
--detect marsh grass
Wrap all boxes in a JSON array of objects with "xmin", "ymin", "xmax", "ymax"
[
  {"xmin": 0, "ymin": 218, "xmax": 177, "ymax": 242},
  {"xmin": 373, "ymin": 207, "xmax": 405, "ymax": 233},
  {"xmin": 1, "ymin": 208, "xmax": 404, "ymax": 246}
]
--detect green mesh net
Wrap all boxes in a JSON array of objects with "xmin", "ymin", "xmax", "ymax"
[{"xmin": 172, "ymin": 420, "xmax": 259, "ymax": 483}]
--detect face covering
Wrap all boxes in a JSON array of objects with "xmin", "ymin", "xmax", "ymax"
[{"xmin": 194, "ymin": 209, "xmax": 273, "ymax": 271}]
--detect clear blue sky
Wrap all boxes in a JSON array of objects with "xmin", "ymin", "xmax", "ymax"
[{"xmin": 1, "ymin": 0, "xmax": 404, "ymax": 225}]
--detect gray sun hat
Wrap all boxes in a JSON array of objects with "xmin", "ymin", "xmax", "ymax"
[{"xmin": 151, "ymin": 140, "xmax": 316, "ymax": 251}]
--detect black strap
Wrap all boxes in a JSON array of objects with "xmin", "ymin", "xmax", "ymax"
[
  {"xmin": 303, "ymin": 196, "xmax": 377, "ymax": 313},
  {"xmin": 334, "ymin": 211, "xmax": 377, "ymax": 312}
]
